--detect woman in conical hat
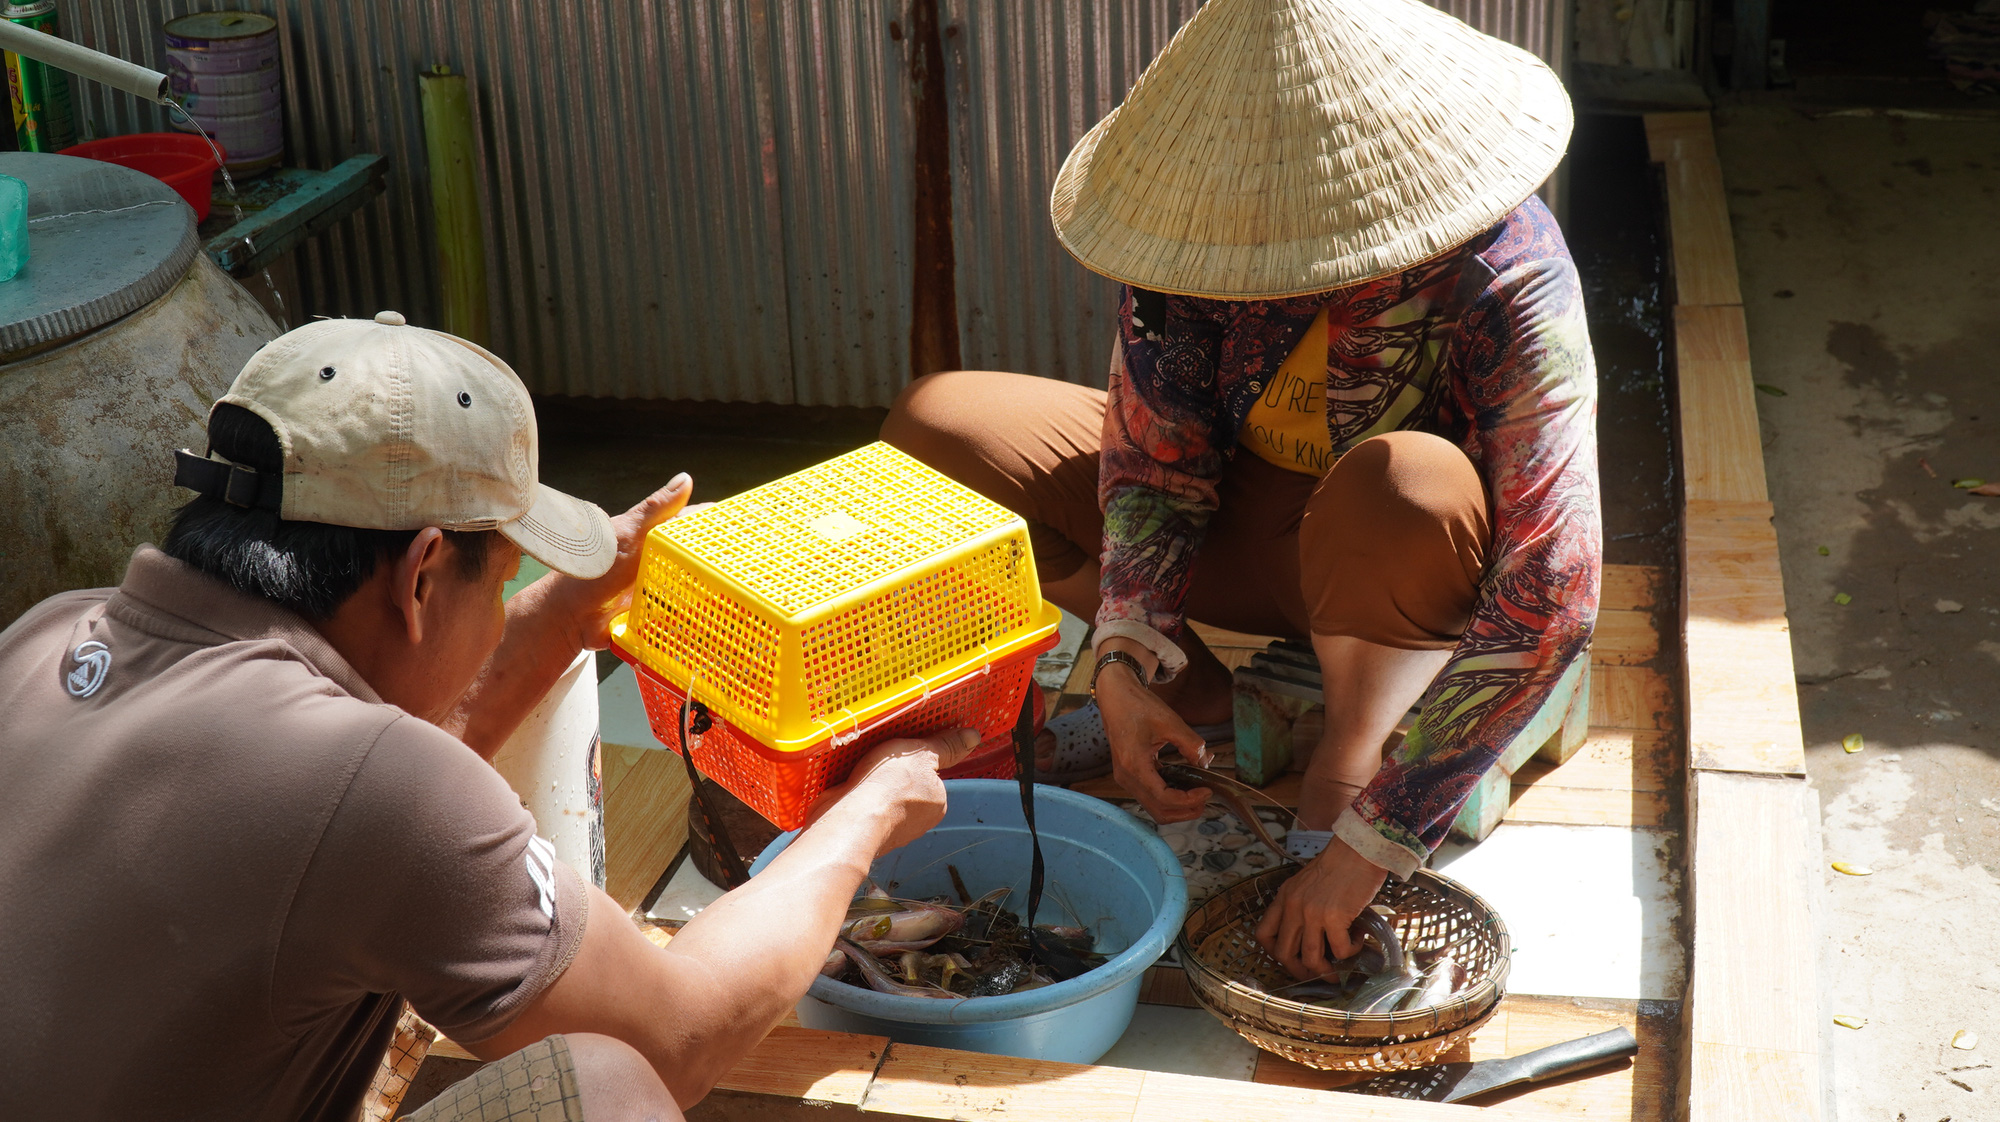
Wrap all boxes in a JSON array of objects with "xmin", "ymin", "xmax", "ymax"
[{"xmin": 884, "ymin": 0, "xmax": 1598, "ymax": 977}]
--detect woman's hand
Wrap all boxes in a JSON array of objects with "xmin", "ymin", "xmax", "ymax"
[
  {"xmin": 1093, "ymin": 647, "xmax": 1213, "ymax": 823},
  {"xmin": 1254, "ymin": 838, "xmax": 1390, "ymax": 978}
]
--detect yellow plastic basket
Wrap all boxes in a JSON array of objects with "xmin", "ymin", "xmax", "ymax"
[{"xmin": 615, "ymin": 441, "xmax": 1060, "ymax": 757}]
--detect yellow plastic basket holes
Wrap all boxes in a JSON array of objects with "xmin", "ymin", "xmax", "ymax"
[{"xmin": 623, "ymin": 442, "xmax": 1050, "ymax": 748}]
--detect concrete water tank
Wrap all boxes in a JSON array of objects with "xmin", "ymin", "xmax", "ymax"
[{"xmin": 0, "ymin": 152, "xmax": 279, "ymax": 628}]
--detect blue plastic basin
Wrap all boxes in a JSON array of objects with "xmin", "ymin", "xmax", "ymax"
[{"xmin": 747, "ymin": 779, "xmax": 1187, "ymax": 1064}]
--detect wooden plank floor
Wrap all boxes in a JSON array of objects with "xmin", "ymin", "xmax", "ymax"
[
  {"xmin": 1079, "ymin": 563, "xmax": 1683, "ymax": 1121},
  {"xmin": 1251, "ymin": 993, "xmax": 1679, "ymax": 1121},
  {"xmin": 1067, "ymin": 563, "xmax": 1679, "ymax": 836},
  {"xmin": 1647, "ymin": 110, "xmax": 1823, "ymax": 1122}
]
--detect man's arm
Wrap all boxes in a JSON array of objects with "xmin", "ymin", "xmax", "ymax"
[
  {"xmin": 443, "ymin": 474, "xmax": 691, "ymax": 758},
  {"xmin": 463, "ymin": 730, "xmax": 976, "ymax": 1107}
]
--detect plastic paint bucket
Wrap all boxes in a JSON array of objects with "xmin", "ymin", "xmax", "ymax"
[
  {"xmin": 748, "ymin": 779, "xmax": 1187, "ymax": 1063},
  {"xmin": 65, "ymin": 133, "xmax": 219, "ymax": 221},
  {"xmin": 492, "ymin": 649, "xmax": 606, "ymax": 889},
  {"xmin": 163, "ymin": 11, "xmax": 281, "ymax": 175}
]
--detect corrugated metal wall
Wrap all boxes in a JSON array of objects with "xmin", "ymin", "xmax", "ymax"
[
  {"xmin": 940, "ymin": 1, "xmax": 1204, "ymax": 388},
  {"xmin": 59, "ymin": 0, "xmax": 902, "ymax": 404},
  {"xmin": 56, "ymin": 0, "xmax": 1567, "ymax": 406}
]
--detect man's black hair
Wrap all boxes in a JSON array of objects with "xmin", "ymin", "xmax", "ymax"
[{"xmin": 162, "ymin": 403, "xmax": 494, "ymax": 620}]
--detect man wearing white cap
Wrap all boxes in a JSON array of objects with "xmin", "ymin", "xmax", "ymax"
[
  {"xmin": 0, "ymin": 312, "xmax": 975, "ymax": 1120},
  {"xmin": 887, "ymin": 0, "xmax": 1599, "ymax": 980}
]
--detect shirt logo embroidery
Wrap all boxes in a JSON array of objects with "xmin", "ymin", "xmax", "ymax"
[
  {"xmin": 524, "ymin": 835, "xmax": 557, "ymax": 921},
  {"xmin": 66, "ymin": 641, "xmax": 111, "ymax": 699}
]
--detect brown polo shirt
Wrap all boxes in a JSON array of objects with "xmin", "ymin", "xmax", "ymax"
[{"xmin": 0, "ymin": 547, "xmax": 588, "ymax": 1121}]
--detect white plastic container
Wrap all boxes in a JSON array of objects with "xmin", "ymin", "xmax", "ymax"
[{"xmin": 491, "ymin": 649, "xmax": 606, "ymax": 888}]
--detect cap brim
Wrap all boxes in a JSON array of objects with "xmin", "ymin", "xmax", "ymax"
[{"xmin": 498, "ymin": 484, "xmax": 619, "ymax": 580}]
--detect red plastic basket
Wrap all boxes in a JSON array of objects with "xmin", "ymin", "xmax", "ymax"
[
  {"xmin": 937, "ymin": 684, "xmax": 1041, "ymax": 782},
  {"xmin": 617, "ymin": 630, "xmax": 1055, "ymax": 828}
]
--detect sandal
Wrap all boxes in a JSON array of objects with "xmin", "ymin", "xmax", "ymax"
[{"xmin": 1033, "ymin": 700, "xmax": 1235, "ymax": 786}]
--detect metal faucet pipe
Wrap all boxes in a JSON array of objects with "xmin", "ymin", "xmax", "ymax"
[{"xmin": 0, "ymin": 18, "xmax": 169, "ymax": 104}]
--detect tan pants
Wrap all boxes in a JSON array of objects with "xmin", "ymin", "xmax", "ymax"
[{"xmin": 882, "ymin": 371, "xmax": 1491, "ymax": 650}]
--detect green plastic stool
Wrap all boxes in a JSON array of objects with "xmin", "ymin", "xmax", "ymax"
[{"xmin": 1230, "ymin": 644, "xmax": 1591, "ymax": 845}]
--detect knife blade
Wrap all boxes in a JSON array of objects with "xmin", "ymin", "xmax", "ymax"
[{"xmin": 1338, "ymin": 1026, "xmax": 1639, "ymax": 1103}]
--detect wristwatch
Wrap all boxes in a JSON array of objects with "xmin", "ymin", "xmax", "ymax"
[{"xmin": 1089, "ymin": 650, "xmax": 1150, "ymax": 700}]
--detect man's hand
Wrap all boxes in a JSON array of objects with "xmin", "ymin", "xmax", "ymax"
[
  {"xmin": 1254, "ymin": 838, "xmax": 1390, "ymax": 978},
  {"xmin": 481, "ymin": 726, "xmax": 980, "ymax": 1108},
  {"xmin": 1094, "ymin": 658, "xmax": 1213, "ymax": 823},
  {"xmin": 806, "ymin": 728, "xmax": 980, "ymax": 854},
  {"xmin": 549, "ymin": 473, "xmax": 693, "ymax": 650}
]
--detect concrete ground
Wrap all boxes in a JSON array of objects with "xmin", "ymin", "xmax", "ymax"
[{"xmin": 1715, "ymin": 101, "xmax": 2000, "ymax": 1121}]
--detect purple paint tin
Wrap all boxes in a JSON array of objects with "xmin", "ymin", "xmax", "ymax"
[{"xmin": 163, "ymin": 11, "xmax": 281, "ymax": 175}]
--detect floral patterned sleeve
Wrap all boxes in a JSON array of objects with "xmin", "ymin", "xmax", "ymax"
[
  {"xmin": 1337, "ymin": 251, "xmax": 1602, "ymax": 877},
  {"xmin": 1094, "ymin": 289, "xmax": 1314, "ymax": 677}
]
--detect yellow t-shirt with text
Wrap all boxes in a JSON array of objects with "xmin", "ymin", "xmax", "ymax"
[{"xmin": 1238, "ymin": 307, "xmax": 1336, "ymax": 474}]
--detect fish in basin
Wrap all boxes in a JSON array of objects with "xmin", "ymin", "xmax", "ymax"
[{"xmin": 823, "ymin": 872, "xmax": 1108, "ymax": 999}]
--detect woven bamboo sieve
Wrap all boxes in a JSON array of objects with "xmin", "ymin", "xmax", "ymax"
[{"xmin": 1176, "ymin": 866, "xmax": 1510, "ymax": 1070}]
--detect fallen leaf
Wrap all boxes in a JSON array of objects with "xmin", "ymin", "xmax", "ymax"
[
  {"xmin": 1831, "ymin": 861, "xmax": 1873, "ymax": 876},
  {"xmin": 1972, "ymin": 482, "xmax": 2000, "ymax": 497},
  {"xmin": 1920, "ymin": 457, "xmax": 1939, "ymax": 478},
  {"xmin": 1818, "ymin": 545, "xmax": 1831, "ymax": 556},
  {"xmin": 1953, "ymin": 478, "xmax": 1986, "ymax": 489},
  {"xmin": 1833, "ymin": 1015, "xmax": 1867, "ymax": 1029},
  {"xmin": 1937, "ymin": 600, "xmax": 1964, "ymax": 613},
  {"xmin": 1755, "ymin": 383, "xmax": 1788, "ymax": 396},
  {"xmin": 1843, "ymin": 734, "xmax": 1864, "ymax": 754},
  {"xmin": 1953, "ymin": 1029, "xmax": 1980, "ymax": 1050},
  {"xmin": 1834, "ymin": 592, "xmax": 1853, "ymax": 605}
]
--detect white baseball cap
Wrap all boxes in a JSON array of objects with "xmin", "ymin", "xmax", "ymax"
[{"xmin": 197, "ymin": 311, "xmax": 617, "ymax": 580}]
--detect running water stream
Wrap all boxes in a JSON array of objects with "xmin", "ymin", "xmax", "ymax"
[{"xmin": 165, "ymin": 97, "xmax": 287, "ymax": 329}]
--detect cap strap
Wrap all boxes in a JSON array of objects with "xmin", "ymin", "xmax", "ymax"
[{"xmin": 173, "ymin": 449, "xmax": 282, "ymax": 511}]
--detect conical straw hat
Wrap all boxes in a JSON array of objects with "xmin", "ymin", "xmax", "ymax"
[{"xmin": 1050, "ymin": 0, "xmax": 1572, "ymax": 299}]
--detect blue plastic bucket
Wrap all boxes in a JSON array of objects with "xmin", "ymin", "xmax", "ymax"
[{"xmin": 748, "ymin": 779, "xmax": 1187, "ymax": 1064}]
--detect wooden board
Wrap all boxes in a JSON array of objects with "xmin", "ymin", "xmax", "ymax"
[
  {"xmin": 1683, "ymin": 501, "xmax": 1787, "ymax": 627},
  {"xmin": 861, "ymin": 1042, "xmax": 1564, "ymax": 1122},
  {"xmin": 1589, "ymin": 608, "xmax": 1660, "ymax": 667},
  {"xmin": 1684, "ymin": 772, "xmax": 1823, "ymax": 1121},
  {"xmin": 1645, "ymin": 113, "xmax": 1743, "ymax": 308},
  {"xmin": 1687, "ymin": 1042, "xmax": 1822, "ymax": 1122},
  {"xmin": 1600, "ymin": 564, "xmax": 1663, "ymax": 613},
  {"xmin": 1675, "ymin": 305, "xmax": 1768, "ymax": 504},
  {"xmin": 603, "ymin": 746, "xmax": 694, "ymax": 909},
  {"xmin": 1685, "ymin": 772, "xmax": 1821, "ymax": 1057},
  {"xmin": 1514, "ymin": 729, "xmax": 1678, "ymax": 794},
  {"xmin": 863, "ymin": 1043, "xmax": 1148, "ymax": 1119},
  {"xmin": 1505, "ymin": 782, "xmax": 1669, "ymax": 830},
  {"xmin": 1140, "ymin": 963, "xmax": 1199, "ymax": 1008},
  {"xmin": 716, "ymin": 1027, "xmax": 886, "ymax": 1105},
  {"xmin": 1505, "ymin": 727, "xmax": 1679, "ymax": 829},
  {"xmin": 1682, "ymin": 619, "xmax": 1806, "ymax": 775},
  {"xmin": 1134, "ymin": 1071, "xmax": 1563, "ymax": 1121},
  {"xmin": 1586, "ymin": 664, "xmax": 1675, "ymax": 732},
  {"xmin": 1254, "ymin": 994, "xmax": 1678, "ymax": 1122},
  {"xmin": 1680, "ymin": 500, "xmax": 1803, "ymax": 774},
  {"xmin": 1646, "ymin": 109, "xmax": 1823, "ymax": 1122}
]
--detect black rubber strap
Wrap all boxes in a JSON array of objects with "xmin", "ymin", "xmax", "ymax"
[
  {"xmin": 1010, "ymin": 684, "xmax": 1051, "ymax": 972},
  {"xmin": 173, "ymin": 449, "xmax": 282, "ymax": 511},
  {"xmin": 676, "ymin": 699, "xmax": 750, "ymax": 889}
]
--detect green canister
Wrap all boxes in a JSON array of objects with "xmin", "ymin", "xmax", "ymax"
[{"xmin": 3, "ymin": 1, "xmax": 76, "ymax": 152}]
